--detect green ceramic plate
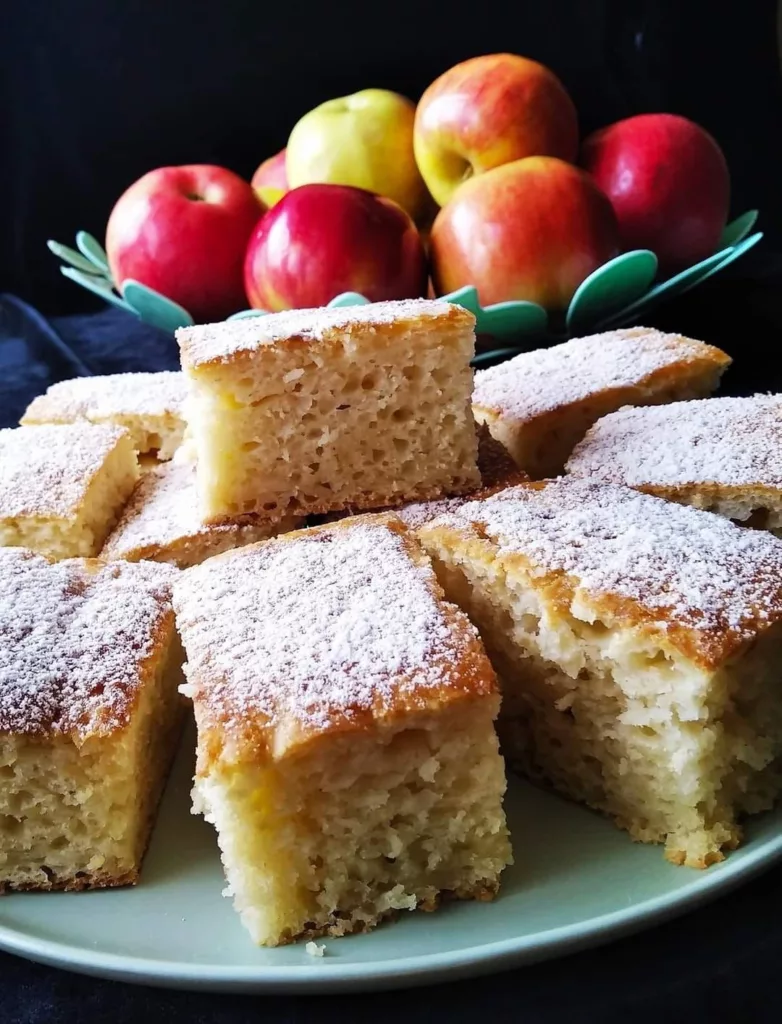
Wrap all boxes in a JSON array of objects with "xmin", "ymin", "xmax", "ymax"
[{"xmin": 1, "ymin": 726, "xmax": 780, "ymax": 994}]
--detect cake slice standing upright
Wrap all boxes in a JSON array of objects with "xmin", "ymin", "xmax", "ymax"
[
  {"xmin": 176, "ymin": 298, "xmax": 480, "ymax": 523},
  {"xmin": 419, "ymin": 479, "xmax": 782, "ymax": 867},
  {"xmin": 472, "ymin": 327, "xmax": 730, "ymax": 478},
  {"xmin": 172, "ymin": 516, "xmax": 511, "ymax": 946}
]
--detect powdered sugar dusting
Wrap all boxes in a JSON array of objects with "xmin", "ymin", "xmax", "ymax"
[
  {"xmin": 0, "ymin": 549, "xmax": 177, "ymax": 736},
  {"xmin": 395, "ymin": 496, "xmax": 474, "ymax": 531},
  {"xmin": 567, "ymin": 395, "xmax": 782, "ymax": 487},
  {"xmin": 172, "ymin": 520, "xmax": 485, "ymax": 740},
  {"xmin": 444, "ymin": 479, "xmax": 782, "ymax": 658},
  {"xmin": 103, "ymin": 461, "xmax": 251, "ymax": 557},
  {"xmin": 472, "ymin": 327, "xmax": 728, "ymax": 421},
  {"xmin": 176, "ymin": 299, "xmax": 470, "ymax": 368},
  {"xmin": 22, "ymin": 371, "xmax": 186, "ymax": 423},
  {"xmin": 0, "ymin": 423, "xmax": 129, "ymax": 518}
]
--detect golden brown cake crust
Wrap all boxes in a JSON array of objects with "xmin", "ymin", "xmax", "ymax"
[
  {"xmin": 0, "ymin": 866, "xmax": 141, "ymax": 895},
  {"xmin": 474, "ymin": 425, "xmax": 528, "ymax": 492},
  {"xmin": 283, "ymin": 878, "xmax": 501, "ymax": 943},
  {"xmin": 421, "ymin": 479, "xmax": 782, "ymax": 670},
  {"xmin": 0, "ymin": 548, "xmax": 178, "ymax": 740},
  {"xmin": 173, "ymin": 516, "xmax": 498, "ymax": 764},
  {"xmin": 176, "ymin": 299, "xmax": 475, "ymax": 371}
]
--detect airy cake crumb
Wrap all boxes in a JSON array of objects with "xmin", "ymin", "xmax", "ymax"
[
  {"xmin": 173, "ymin": 517, "xmax": 511, "ymax": 946},
  {"xmin": 176, "ymin": 298, "xmax": 480, "ymax": 522},
  {"xmin": 0, "ymin": 548, "xmax": 183, "ymax": 893},
  {"xmin": 420, "ymin": 478, "xmax": 782, "ymax": 867}
]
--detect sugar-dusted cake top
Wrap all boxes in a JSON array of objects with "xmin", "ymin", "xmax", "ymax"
[
  {"xmin": 429, "ymin": 479, "xmax": 782, "ymax": 668},
  {"xmin": 103, "ymin": 461, "xmax": 240, "ymax": 557},
  {"xmin": 567, "ymin": 395, "xmax": 782, "ymax": 488},
  {"xmin": 0, "ymin": 423, "xmax": 130, "ymax": 519},
  {"xmin": 172, "ymin": 517, "xmax": 495, "ymax": 757},
  {"xmin": 472, "ymin": 327, "xmax": 730, "ymax": 422},
  {"xmin": 176, "ymin": 298, "xmax": 474, "ymax": 369},
  {"xmin": 22, "ymin": 371, "xmax": 187, "ymax": 423},
  {"xmin": 0, "ymin": 548, "xmax": 177, "ymax": 737}
]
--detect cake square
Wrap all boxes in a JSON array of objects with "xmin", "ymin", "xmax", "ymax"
[
  {"xmin": 566, "ymin": 395, "xmax": 782, "ymax": 535},
  {"xmin": 419, "ymin": 479, "xmax": 782, "ymax": 867},
  {"xmin": 102, "ymin": 461, "xmax": 303, "ymax": 568},
  {"xmin": 472, "ymin": 327, "xmax": 731, "ymax": 478},
  {"xmin": 0, "ymin": 549, "xmax": 183, "ymax": 892},
  {"xmin": 21, "ymin": 371, "xmax": 188, "ymax": 461},
  {"xmin": 175, "ymin": 298, "xmax": 480, "ymax": 523},
  {"xmin": 172, "ymin": 516, "xmax": 511, "ymax": 946},
  {"xmin": 0, "ymin": 423, "xmax": 139, "ymax": 559}
]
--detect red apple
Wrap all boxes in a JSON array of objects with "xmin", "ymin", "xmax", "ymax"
[
  {"xmin": 251, "ymin": 149, "xmax": 288, "ymax": 208},
  {"xmin": 414, "ymin": 53, "xmax": 578, "ymax": 208},
  {"xmin": 581, "ymin": 114, "xmax": 730, "ymax": 273},
  {"xmin": 430, "ymin": 156, "xmax": 619, "ymax": 310},
  {"xmin": 244, "ymin": 183, "xmax": 427, "ymax": 311},
  {"xmin": 106, "ymin": 165, "xmax": 264, "ymax": 322}
]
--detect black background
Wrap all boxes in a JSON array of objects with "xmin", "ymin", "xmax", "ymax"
[
  {"xmin": 3, "ymin": 2, "xmax": 782, "ymax": 1020},
  {"xmin": 2, "ymin": 0, "xmax": 782, "ymax": 313}
]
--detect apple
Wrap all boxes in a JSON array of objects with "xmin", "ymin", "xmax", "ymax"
[
  {"xmin": 414, "ymin": 53, "xmax": 579, "ymax": 208},
  {"xmin": 430, "ymin": 156, "xmax": 619, "ymax": 310},
  {"xmin": 581, "ymin": 114, "xmax": 730, "ymax": 273},
  {"xmin": 244, "ymin": 183, "xmax": 427, "ymax": 311},
  {"xmin": 251, "ymin": 148, "xmax": 288, "ymax": 208},
  {"xmin": 106, "ymin": 165, "xmax": 264, "ymax": 322},
  {"xmin": 286, "ymin": 88, "xmax": 429, "ymax": 221}
]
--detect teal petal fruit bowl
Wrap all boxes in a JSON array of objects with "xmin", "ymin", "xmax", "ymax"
[{"xmin": 49, "ymin": 212, "xmax": 761, "ymax": 368}]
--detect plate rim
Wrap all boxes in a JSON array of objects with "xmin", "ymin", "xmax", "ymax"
[{"xmin": 2, "ymin": 826, "xmax": 781, "ymax": 994}]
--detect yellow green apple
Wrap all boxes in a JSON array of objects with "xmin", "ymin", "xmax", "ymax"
[
  {"xmin": 285, "ymin": 88, "xmax": 430, "ymax": 221},
  {"xmin": 414, "ymin": 53, "xmax": 579, "ymax": 207}
]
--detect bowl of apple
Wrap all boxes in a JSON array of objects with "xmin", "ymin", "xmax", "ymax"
[{"xmin": 49, "ymin": 53, "xmax": 761, "ymax": 368}]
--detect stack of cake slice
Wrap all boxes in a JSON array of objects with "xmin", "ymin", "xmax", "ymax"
[{"xmin": 9, "ymin": 292, "xmax": 782, "ymax": 955}]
